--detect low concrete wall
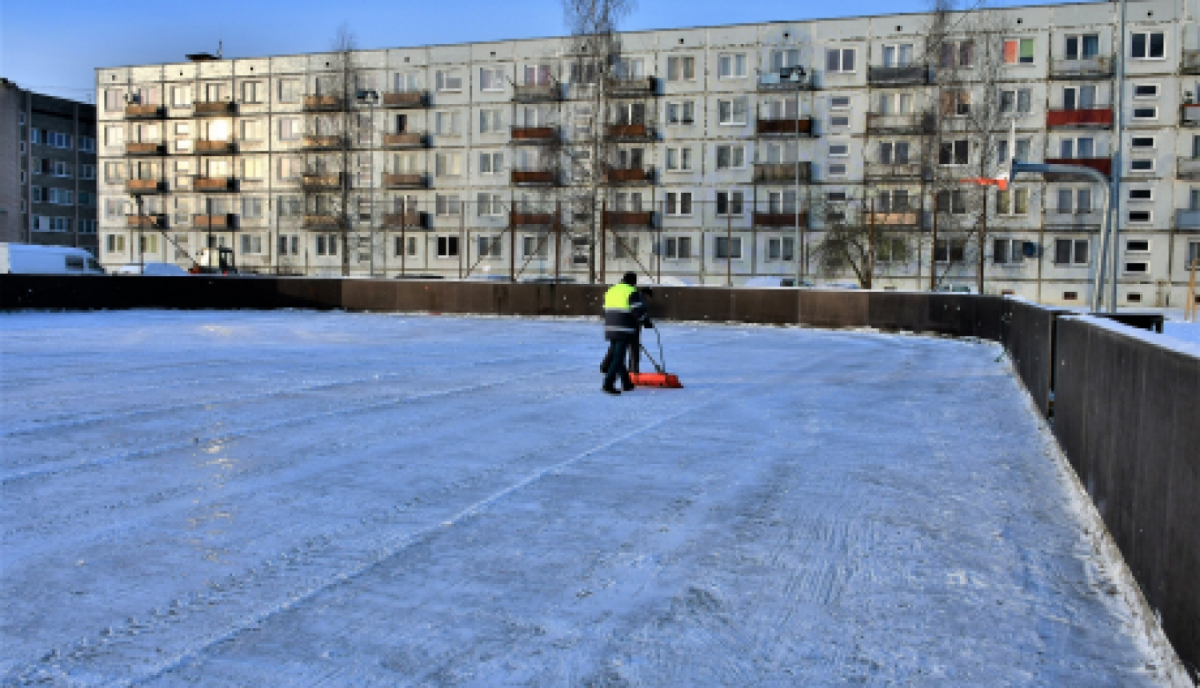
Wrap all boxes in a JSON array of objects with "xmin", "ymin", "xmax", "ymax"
[{"xmin": 1054, "ymin": 317, "xmax": 1200, "ymax": 675}]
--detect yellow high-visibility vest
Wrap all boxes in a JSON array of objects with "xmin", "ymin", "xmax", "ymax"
[{"xmin": 604, "ymin": 283, "xmax": 637, "ymax": 310}]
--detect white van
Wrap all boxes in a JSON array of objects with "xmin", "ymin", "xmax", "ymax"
[{"xmin": 0, "ymin": 243, "xmax": 104, "ymax": 275}]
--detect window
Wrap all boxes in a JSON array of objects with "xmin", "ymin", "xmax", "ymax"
[
  {"xmin": 665, "ymin": 147, "xmax": 693, "ymax": 171},
  {"xmin": 999, "ymin": 88, "xmax": 1033, "ymax": 114},
  {"xmin": 277, "ymin": 156, "xmax": 302, "ymax": 181},
  {"xmin": 137, "ymin": 234, "xmax": 156, "ymax": 252},
  {"xmin": 940, "ymin": 40, "xmax": 974, "ymax": 68},
  {"xmin": 437, "ymin": 235, "xmax": 460, "ymax": 258},
  {"xmin": 939, "ymin": 140, "xmax": 969, "ymax": 166},
  {"xmin": 1130, "ymin": 31, "xmax": 1165, "ymax": 59},
  {"xmin": 829, "ymin": 115, "xmax": 849, "ymax": 129},
  {"xmin": 1055, "ymin": 188, "xmax": 1093, "ymax": 214},
  {"xmin": 666, "ymin": 101, "xmax": 695, "ymax": 125},
  {"xmin": 104, "ymin": 125, "xmax": 124, "ymax": 147},
  {"xmin": 241, "ymin": 81, "xmax": 264, "ymax": 103},
  {"xmin": 480, "ymin": 67, "xmax": 506, "ymax": 92},
  {"xmin": 241, "ymin": 158, "xmax": 265, "ymax": 180},
  {"xmin": 523, "ymin": 64, "xmax": 552, "ymax": 86},
  {"xmin": 1064, "ymin": 34, "xmax": 1099, "ymax": 60},
  {"xmin": 666, "ymin": 192, "xmax": 693, "ymax": 216},
  {"xmin": 714, "ymin": 237, "xmax": 743, "ymax": 259},
  {"xmin": 79, "ymin": 220, "xmax": 97, "ymax": 234},
  {"xmin": 1186, "ymin": 241, "xmax": 1200, "ymax": 270},
  {"xmin": 881, "ymin": 44, "xmax": 914, "ymax": 68},
  {"xmin": 315, "ymin": 234, "xmax": 339, "ymax": 256},
  {"xmin": 613, "ymin": 57, "xmax": 645, "ymax": 80},
  {"xmin": 106, "ymin": 234, "xmax": 126, "ymax": 253},
  {"xmin": 435, "ymin": 194, "xmax": 461, "ymax": 216},
  {"xmin": 830, "ymin": 95, "xmax": 850, "ymax": 109},
  {"xmin": 878, "ymin": 141, "xmax": 910, "ymax": 165},
  {"xmin": 479, "ymin": 109, "xmax": 502, "ymax": 134},
  {"xmin": 993, "ymin": 238, "xmax": 1025, "ymax": 264},
  {"xmin": 829, "ymin": 143, "xmax": 849, "ymax": 157},
  {"xmin": 715, "ymin": 191, "xmax": 744, "ymax": 216},
  {"xmin": 1128, "ymin": 188, "xmax": 1153, "ymax": 202},
  {"xmin": 79, "ymin": 136, "xmax": 96, "ymax": 153},
  {"xmin": 477, "ymin": 193, "xmax": 503, "ymax": 216},
  {"xmin": 479, "ymin": 152, "xmax": 503, "ymax": 175},
  {"xmin": 435, "ymin": 153, "xmax": 462, "ymax": 177},
  {"xmin": 1128, "ymin": 210, "xmax": 1151, "ymax": 223},
  {"xmin": 1124, "ymin": 261, "xmax": 1149, "ymax": 274},
  {"xmin": 936, "ymin": 190, "xmax": 968, "ymax": 214},
  {"xmin": 1059, "ymin": 136, "xmax": 1096, "ymax": 159},
  {"xmin": 1004, "ymin": 38, "xmax": 1035, "ymax": 65},
  {"xmin": 1125, "ymin": 239, "xmax": 1150, "ymax": 253},
  {"xmin": 766, "ymin": 237, "xmax": 796, "ymax": 262},
  {"xmin": 240, "ymin": 234, "xmax": 263, "ymax": 255},
  {"xmin": 716, "ymin": 97, "xmax": 748, "ymax": 125},
  {"xmin": 1062, "ymin": 85, "xmax": 1097, "ymax": 110},
  {"xmin": 997, "ymin": 188, "xmax": 1029, "ymax": 215},
  {"xmin": 766, "ymin": 190, "xmax": 798, "ymax": 213},
  {"xmin": 1129, "ymin": 158, "xmax": 1155, "ymax": 173},
  {"xmin": 242, "ymin": 196, "xmax": 264, "ymax": 218},
  {"xmin": 476, "ymin": 235, "xmax": 502, "ymax": 257},
  {"xmin": 521, "ymin": 235, "xmax": 548, "ymax": 258},
  {"xmin": 279, "ymin": 118, "xmax": 301, "ymax": 141},
  {"xmin": 1133, "ymin": 84, "xmax": 1159, "ymax": 98},
  {"xmin": 435, "ymin": 111, "xmax": 462, "ymax": 135},
  {"xmin": 715, "ymin": 144, "xmax": 746, "ymax": 170},
  {"xmin": 1131, "ymin": 136, "xmax": 1154, "ymax": 150},
  {"xmin": 717, "ymin": 53, "xmax": 748, "ymax": 79},
  {"xmin": 666, "ymin": 56, "xmax": 696, "ymax": 81},
  {"xmin": 31, "ymin": 186, "xmax": 43, "ymax": 203},
  {"xmin": 826, "ymin": 48, "xmax": 856, "ymax": 73},
  {"xmin": 436, "ymin": 70, "xmax": 463, "ymax": 92},
  {"xmin": 659, "ymin": 236, "xmax": 693, "ymax": 260},
  {"xmin": 104, "ymin": 89, "xmax": 123, "ymax": 111},
  {"xmin": 935, "ymin": 238, "xmax": 967, "ymax": 263},
  {"xmin": 393, "ymin": 72, "xmax": 420, "ymax": 93},
  {"xmin": 877, "ymin": 92, "xmax": 913, "ymax": 115},
  {"xmin": 827, "ymin": 163, "xmax": 847, "ymax": 176},
  {"xmin": 241, "ymin": 120, "xmax": 263, "ymax": 141},
  {"xmin": 996, "ymin": 137, "xmax": 1032, "ymax": 165},
  {"xmin": 1131, "ymin": 107, "xmax": 1157, "ymax": 120}
]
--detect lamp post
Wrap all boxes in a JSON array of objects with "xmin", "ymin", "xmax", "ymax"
[{"xmin": 357, "ymin": 89, "xmax": 380, "ymax": 278}]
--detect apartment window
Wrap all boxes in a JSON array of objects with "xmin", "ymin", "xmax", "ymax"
[
  {"xmin": 829, "ymin": 115, "xmax": 850, "ymax": 129},
  {"xmin": 1059, "ymin": 136, "xmax": 1096, "ymax": 158},
  {"xmin": 769, "ymin": 49, "xmax": 801, "ymax": 72},
  {"xmin": 716, "ymin": 97, "xmax": 748, "ymax": 126},
  {"xmin": 1126, "ymin": 239, "xmax": 1150, "ymax": 254},
  {"xmin": 435, "ymin": 194, "xmax": 461, "ymax": 216},
  {"xmin": 665, "ymin": 147, "xmax": 693, "ymax": 171},
  {"xmin": 78, "ymin": 192, "xmax": 94, "ymax": 207},
  {"xmin": 31, "ymin": 186, "xmax": 43, "ymax": 203},
  {"xmin": 881, "ymin": 44, "xmax": 914, "ymax": 68},
  {"xmin": 278, "ymin": 156, "xmax": 302, "ymax": 181},
  {"xmin": 667, "ymin": 56, "xmax": 696, "ymax": 81},
  {"xmin": 829, "ymin": 143, "xmax": 849, "ymax": 157},
  {"xmin": 436, "ymin": 70, "xmax": 463, "ymax": 92},
  {"xmin": 715, "ymin": 191, "xmax": 744, "ymax": 216},
  {"xmin": 1003, "ymin": 38, "xmax": 1035, "ymax": 65},
  {"xmin": 1062, "ymin": 85, "xmax": 1097, "ymax": 110},
  {"xmin": 830, "ymin": 95, "xmax": 850, "ymax": 109},
  {"xmin": 766, "ymin": 237, "xmax": 796, "ymax": 262},
  {"xmin": 1129, "ymin": 158, "xmax": 1155, "ymax": 173},
  {"xmin": 714, "ymin": 237, "xmax": 743, "ymax": 259},
  {"xmin": 878, "ymin": 141, "xmax": 911, "ymax": 165},
  {"xmin": 935, "ymin": 238, "xmax": 967, "ymax": 263},
  {"xmin": 1131, "ymin": 136, "xmax": 1155, "ymax": 150},
  {"xmin": 940, "ymin": 40, "xmax": 975, "ymax": 68},
  {"xmin": 766, "ymin": 190, "xmax": 798, "ymax": 214},
  {"xmin": 475, "ymin": 235, "xmax": 502, "ymax": 258},
  {"xmin": 1124, "ymin": 261, "xmax": 1149, "ymax": 274},
  {"xmin": 479, "ymin": 109, "xmax": 502, "ymax": 134},
  {"xmin": 315, "ymin": 235, "xmax": 339, "ymax": 256},
  {"xmin": 996, "ymin": 138, "xmax": 1032, "ymax": 165},
  {"xmin": 762, "ymin": 97, "xmax": 799, "ymax": 120},
  {"xmin": 1131, "ymin": 107, "xmax": 1157, "ymax": 121},
  {"xmin": 936, "ymin": 190, "xmax": 967, "ymax": 214},
  {"xmin": 51, "ymin": 217, "xmax": 71, "ymax": 232},
  {"xmin": 394, "ymin": 73, "xmax": 420, "ymax": 93},
  {"xmin": 825, "ymin": 48, "xmax": 856, "ymax": 73},
  {"xmin": 479, "ymin": 152, "xmax": 503, "ymax": 175},
  {"xmin": 434, "ymin": 153, "xmax": 462, "ymax": 177},
  {"xmin": 1128, "ymin": 210, "xmax": 1151, "ymax": 223},
  {"xmin": 997, "ymin": 187, "xmax": 1029, "ymax": 215},
  {"xmin": 665, "ymin": 192, "xmax": 693, "ymax": 216},
  {"xmin": 523, "ymin": 64, "xmax": 553, "ymax": 86},
  {"xmin": 827, "ymin": 163, "xmax": 848, "ymax": 176},
  {"xmin": 240, "ymin": 234, "xmax": 263, "ymax": 255},
  {"xmin": 1064, "ymin": 34, "xmax": 1099, "ymax": 60},
  {"xmin": 279, "ymin": 118, "xmax": 301, "ymax": 141},
  {"xmin": 80, "ymin": 164, "xmax": 95, "ymax": 180},
  {"xmin": 241, "ymin": 81, "xmax": 264, "ymax": 104},
  {"xmin": 241, "ymin": 197, "xmax": 265, "ymax": 219},
  {"xmin": 435, "ymin": 111, "xmax": 462, "ymax": 135},
  {"xmin": 1186, "ymin": 241, "xmax": 1200, "ymax": 270},
  {"xmin": 437, "ymin": 236, "xmax": 460, "ymax": 258},
  {"xmin": 1133, "ymin": 84, "xmax": 1159, "ymax": 98},
  {"xmin": 79, "ymin": 220, "xmax": 97, "ymax": 234},
  {"xmin": 477, "ymin": 193, "xmax": 503, "ymax": 216},
  {"xmin": 104, "ymin": 89, "xmax": 123, "ymax": 111},
  {"xmin": 666, "ymin": 101, "xmax": 695, "ymax": 125},
  {"xmin": 239, "ymin": 158, "xmax": 264, "ymax": 180},
  {"xmin": 480, "ymin": 67, "xmax": 506, "ymax": 92},
  {"xmin": 138, "ymin": 234, "xmax": 156, "ymax": 252},
  {"xmin": 519, "ymin": 235, "xmax": 547, "ymax": 259},
  {"xmin": 240, "ymin": 119, "xmax": 263, "ymax": 141},
  {"xmin": 1130, "ymin": 31, "xmax": 1165, "ymax": 60},
  {"xmin": 1056, "ymin": 188, "xmax": 1093, "ymax": 213},
  {"xmin": 104, "ymin": 125, "xmax": 124, "ymax": 147},
  {"xmin": 660, "ymin": 236, "xmax": 693, "ymax": 260},
  {"xmin": 79, "ymin": 136, "xmax": 96, "ymax": 153},
  {"xmin": 106, "ymin": 234, "xmax": 126, "ymax": 253},
  {"xmin": 993, "ymin": 238, "xmax": 1026, "ymax": 264},
  {"xmin": 999, "ymin": 88, "xmax": 1032, "ymax": 114},
  {"xmin": 613, "ymin": 236, "xmax": 640, "ymax": 260},
  {"xmin": 717, "ymin": 53, "xmax": 748, "ymax": 79},
  {"xmin": 878, "ymin": 92, "xmax": 913, "ymax": 115},
  {"xmin": 1128, "ymin": 188, "xmax": 1153, "ymax": 202},
  {"xmin": 715, "ymin": 144, "xmax": 746, "ymax": 170},
  {"xmin": 939, "ymin": 140, "xmax": 969, "ymax": 166}
]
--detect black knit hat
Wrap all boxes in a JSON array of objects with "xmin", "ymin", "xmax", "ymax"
[{"xmin": 622, "ymin": 271, "xmax": 637, "ymax": 285}]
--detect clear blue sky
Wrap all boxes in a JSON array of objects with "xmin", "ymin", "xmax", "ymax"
[{"xmin": 2, "ymin": 0, "xmax": 1051, "ymax": 102}]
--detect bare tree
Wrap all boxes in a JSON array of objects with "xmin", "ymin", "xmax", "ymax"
[{"xmin": 810, "ymin": 191, "xmax": 914, "ymax": 288}]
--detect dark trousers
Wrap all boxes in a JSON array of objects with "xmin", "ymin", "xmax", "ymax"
[
  {"xmin": 603, "ymin": 340, "xmax": 634, "ymax": 389},
  {"xmin": 601, "ymin": 330, "xmax": 639, "ymax": 374}
]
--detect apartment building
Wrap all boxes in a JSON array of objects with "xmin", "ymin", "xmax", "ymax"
[
  {"xmin": 96, "ymin": 0, "xmax": 1200, "ymax": 306},
  {"xmin": 1, "ymin": 79, "xmax": 99, "ymax": 253}
]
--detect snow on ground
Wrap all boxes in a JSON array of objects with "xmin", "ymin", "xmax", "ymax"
[{"xmin": 0, "ymin": 311, "xmax": 1171, "ymax": 686}]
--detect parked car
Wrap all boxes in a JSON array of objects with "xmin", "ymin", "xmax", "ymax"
[{"xmin": 0, "ymin": 243, "xmax": 104, "ymax": 275}]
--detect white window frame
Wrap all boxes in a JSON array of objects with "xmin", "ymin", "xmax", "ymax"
[
  {"xmin": 665, "ymin": 100, "xmax": 695, "ymax": 125},
  {"xmin": 1127, "ymin": 187, "xmax": 1154, "ymax": 203},
  {"xmin": 716, "ymin": 97, "xmax": 748, "ymax": 126},
  {"xmin": 436, "ymin": 70, "xmax": 463, "ymax": 92},
  {"xmin": 1124, "ymin": 238, "xmax": 1151, "ymax": 254},
  {"xmin": 715, "ymin": 144, "xmax": 746, "ymax": 170},
  {"xmin": 715, "ymin": 190, "xmax": 745, "ymax": 216},
  {"xmin": 829, "ymin": 95, "xmax": 851, "ymax": 110},
  {"xmin": 827, "ymin": 162, "xmax": 848, "ymax": 177},
  {"xmin": 665, "ymin": 146, "xmax": 693, "ymax": 172},
  {"xmin": 1131, "ymin": 106, "xmax": 1158, "ymax": 121},
  {"xmin": 1128, "ymin": 158, "xmax": 1155, "ymax": 174},
  {"xmin": 480, "ymin": 67, "xmax": 506, "ymax": 92},
  {"xmin": 717, "ymin": 53, "xmax": 748, "ymax": 79},
  {"xmin": 825, "ymin": 48, "xmax": 857, "ymax": 73},
  {"xmin": 665, "ymin": 191, "xmax": 693, "ymax": 216},
  {"xmin": 436, "ymin": 235, "xmax": 461, "ymax": 258},
  {"xmin": 1129, "ymin": 31, "xmax": 1166, "ymax": 60},
  {"xmin": 828, "ymin": 142, "xmax": 850, "ymax": 157},
  {"xmin": 714, "ymin": 236, "xmax": 743, "ymax": 260},
  {"xmin": 1132, "ymin": 83, "xmax": 1160, "ymax": 99},
  {"xmin": 666, "ymin": 55, "xmax": 696, "ymax": 81},
  {"xmin": 1127, "ymin": 209, "xmax": 1152, "ymax": 223}
]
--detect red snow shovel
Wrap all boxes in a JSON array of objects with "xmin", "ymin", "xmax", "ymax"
[{"xmin": 630, "ymin": 326, "xmax": 683, "ymax": 388}]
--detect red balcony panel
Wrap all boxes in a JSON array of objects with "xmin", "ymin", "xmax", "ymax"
[
  {"xmin": 1044, "ymin": 157, "xmax": 1112, "ymax": 178},
  {"xmin": 1046, "ymin": 108, "xmax": 1113, "ymax": 128}
]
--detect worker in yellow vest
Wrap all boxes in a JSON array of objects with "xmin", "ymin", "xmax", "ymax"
[{"xmin": 602, "ymin": 272, "xmax": 652, "ymax": 395}]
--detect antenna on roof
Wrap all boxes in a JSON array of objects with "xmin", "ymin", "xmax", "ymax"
[{"xmin": 218, "ymin": 40, "xmax": 223, "ymax": 60}]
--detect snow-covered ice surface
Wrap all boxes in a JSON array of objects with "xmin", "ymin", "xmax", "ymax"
[{"xmin": 0, "ymin": 311, "xmax": 1175, "ymax": 686}]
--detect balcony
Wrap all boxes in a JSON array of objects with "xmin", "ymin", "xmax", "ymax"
[
  {"xmin": 511, "ymin": 170, "xmax": 558, "ymax": 185},
  {"xmin": 303, "ymin": 215, "xmax": 340, "ymax": 229},
  {"xmin": 1176, "ymin": 210, "xmax": 1200, "ymax": 230},
  {"xmin": 1046, "ymin": 107, "xmax": 1113, "ymax": 129},
  {"xmin": 510, "ymin": 126, "xmax": 557, "ymax": 144},
  {"xmin": 302, "ymin": 174, "xmax": 342, "ymax": 190},
  {"xmin": 1043, "ymin": 209, "xmax": 1104, "ymax": 231},
  {"xmin": 1182, "ymin": 104, "xmax": 1200, "ymax": 127},
  {"xmin": 193, "ymin": 101, "xmax": 237, "ymax": 116},
  {"xmin": 753, "ymin": 162, "xmax": 812, "ymax": 184},
  {"xmin": 1049, "ymin": 56, "xmax": 1114, "ymax": 80},
  {"xmin": 382, "ymin": 173, "xmax": 424, "ymax": 189},
  {"xmin": 125, "ymin": 214, "xmax": 167, "ymax": 229},
  {"xmin": 863, "ymin": 162, "xmax": 928, "ymax": 181},
  {"xmin": 752, "ymin": 212, "xmax": 808, "ymax": 228},
  {"xmin": 382, "ymin": 133, "xmax": 424, "ymax": 148},
  {"xmin": 509, "ymin": 211, "xmax": 556, "ymax": 226},
  {"xmin": 382, "ymin": 212, "xmax": 425, "ymax": 229},
  {"xmin": 195, "ymin": 177, "xmax": 239, "ymax": 192},
  {"xmin": 125, "ymin": 142, "xmax": 164, "ymax": 156},
  {"xmin": 124, "ymin": 104, "xmax": 164, "ymax": 119},
  {"xmin": 602, "ymin": 167, "xmax": 654, "ymax": 184},
  {"xmin": 867, "ymin": 65, "xmax": 932, "ymax": 86},
  {"xmin": 1182, "ymin": 50, "xmax": 1200, "ymax": 74},
  {"xmin": 193, "ymin": 214, "xmax": 238, "ymax": 230},
  {"xmin": 1044, "ymin": 157, "xmax": 1112, "ymax": 180},
  {"xmin": 383, "ymin": 91, "xmax": 427, "ymax": 108},
  {"xmin": 302, "ymin": 135, "xmax": 345, "ymax": 150},
  {"xmin": 757, "ymin": 72, "xmax": 816, "ymax": 92},
  {"xmin": 1178, "ymin": 156, "xmax": 1200, "ymax": 180},
  {"xmin": 604, "ymin": 123, "xmax": 655, "ymax": 141},
  {"xmin": 604, "ymin": 76, "xmax": 658, "ymax": 97},
  {"xmin": 125, "ymin": 179, "xmax": 165, "ymax": 194},
  {"xmin": 512, "ymin": 83, "xmax": 560, "ymax": 102},
  {"xmin": 865, "ymin": 112, "xmax": 936, "ymax": 135},
  {"xmin": 196, "ymin": 140, "xmax": 237, "ymax": 155},
  {"xmin": 755, "ymin": 118, "xmax": 815, "ymax": 137},
  {"xmin": 866, "ymin": 211, "xmax": 923, "ymax": 228},
  {"xmin": 603, "ymin": 211, "xmax": 654, "ymax": 228},
  {"xmin": 303, "ymin": 95, "xmax": 344, "ymax": 111}
]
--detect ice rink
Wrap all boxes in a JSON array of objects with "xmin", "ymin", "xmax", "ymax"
[{"xmin": 0, "ymin": 311, "xmax": 1174, "ymax": 685}]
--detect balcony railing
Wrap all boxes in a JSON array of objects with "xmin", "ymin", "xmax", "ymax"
[
  {"xmin": 383, "ymin": 91, "xmax": 427, "ymax": 108},
  {"xmin": 125, "ymin": 179, "xmax": 164, "ymax": 194},
  {"xmin": 605, "ymin": 76, "xmax": 658, "ymax": 97},
  {"xmin": 382, "ymin": 133, "xmax": 424, "ymax": 148},
  {"xmin": 196, "ymin": 140, "xmax": 237, "ymax": 155},
  {"xmin": 605, "ymin": 123, "xmax": 655, "ymax": 141},
  {"xmin": 124, "ymin": 104, "xmax": 164, "ymax": 119},
  {"xmin": 125, "ymin": 142, "xmax": 164, "ymax": 156},
  {"xmin": 1049, "ymin": 56, "xmax": 1114, "ymax": 80},
  {"xmin": 510, "ymin": 126, "xmax": 557, "ymax": 143},
  {"xmin": 755, "ymin": 118, "xmax": 814, "ymax": 136},
  {"xmin": 512, "ymin": 83, "xmax": 560, "ymax": 102},
  {"xmin": 1176, "ymin": 210, "xmax": 1200, "ymax": 230},
  {"xmin": 1043, "ymin": 209, "xmax": 1104, "ymax": 230},
  {"xmin": 1046, "ymin": 107, "xmax": 1114, "ymax": 128},
  {"xmin": 510, "ymin": 170, "xmax": 558, "ymax": 185},
  {"xmin": 303, "ymin": 215, "xmax": 340, "ymax": 229},
  {"xmin": 757, "ymin": 72, "xmax": 816, "ymax": 92},
  {"xmin": 382, "ymin": 212, "xmax": 425, "ymax": 229},
  {"xmin": 193, "ymin": 214, "xmax": 238, "ymax": 229},
  {"xmin": 1182, "ymin": 50, "xmax": 1200, "ymax": 74},
  {"xmin": 753, "ymin": 162, "xmax": 812, "ymax": 183},
  {"xmin": 125, "ymin": 214, "xmax": 167, "ymax": 229},
  {"xmin": 865, "ymin": 112, "xmax": 936, "ymax": 134},
  {"xmin": 301, "ymin": 174, "xmax": 342, "ymax": 190},
  {"xmin": 603, "ymin": 211, "xmax": 654, "ymax": 228},
  {"xmin": 602, "ymin": 167, "xmax": 654, "ymax": 184},
  {"xmin": 303, "ymin": 95, "xmax": 344, "ymax": 111},
  {"xmin": 1182, "ymin": 104, "xmax": 1200, "ymax": 127},
  {"xmin": 863, "ymin": 162, "xmax": 928, "ymax": 180},
  {"xmin": 509, "ymin": 211, "xmax": 556, "ymax": 226},
  {"xmin": 1043, "ymin": 157, "xmax": 1112, "ymax": 179},
  {"xmin": 382, "ymin": 173, "xmax": 424, "ymax": 189},
  {"xmin": 752, "ymin": 212, "xmax": 808, "ymax": 228},
  {"xmin": 1178, "ymin": 156, "xmax": 1200, "ymax": 180},
  {"xmin": 302, "ymin": 135, "xmax": 345, "ymax": 150},
  {"xmin": 195, "ymin": 177, "xmax": 239, "ymax": 192},
  {"xmin": 193, "ymin": 101, "xmax": 237, "ymax": 116},
  {"xmin": 867, "ymin": 65, "xmax": 932, "ymax": 86}
]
